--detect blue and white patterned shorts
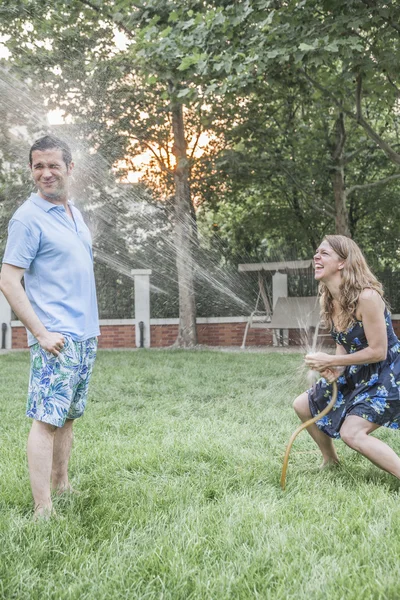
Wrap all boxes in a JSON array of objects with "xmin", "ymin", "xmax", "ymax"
[{"xmin": 27, "ymin": 336, "xmax": 97, "ymax": 427}]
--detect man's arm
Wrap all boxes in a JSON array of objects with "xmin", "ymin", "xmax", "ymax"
[{"xmin": 0, "ymin": 263, "xmax": 64, "ymax": 355}]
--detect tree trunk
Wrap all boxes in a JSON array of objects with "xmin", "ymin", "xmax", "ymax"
[
  {"xmin": 171, "ymin": 101, "xmax": 198, "ymax": 347},
  {"xmin": 332, "ymin": 167, "xmax": 350, "ymax": 236},
  {"xmin": 331, "ymin": 113, "xmax": 351, "ymax": 237}
]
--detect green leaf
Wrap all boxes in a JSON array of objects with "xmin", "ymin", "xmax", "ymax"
[
  {"xmin": 266, "ymin": 49, "xmax": 281, "ymax": 59},
  {"xmin": 160, "ymin": 26, "xmax": 172, "ymax": 38},
  {"xmin": 177, "ymin": 55, "xmax": 198, "ymax": 71},
  {"xmin": 177, "ymin": 88, "xmax": 191, "ymax": 97},
  {"xmin": 177, "ymin": 52, "xmax": 207, "ymax": 72},
  {"xmin": 112, "ymin": 12, "xmax": 123, "ymax": 23},
  {"xmin": 168, "ymin": 11, "xmax": 179, "ymax": 23},
  {"xmin": 298, "ymin": 42, "xmax": 316, "ymax": 52},
  {"xmin": 325, "ymin": 42, "xmax": 339, "ymax": 52}
]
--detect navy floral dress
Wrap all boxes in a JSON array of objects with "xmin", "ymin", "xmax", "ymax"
[{"xmin": 308, "ymin": 311, "xmax": 400, "ymax": 438}]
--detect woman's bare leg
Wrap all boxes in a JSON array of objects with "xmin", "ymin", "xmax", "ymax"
[
  {"xmin": 293, "ymin": 392, "xmax": 339, "ymax": 466},
  {"xmin": 340, "ymin": 416, "xmax": 400, "ymax": 480}
]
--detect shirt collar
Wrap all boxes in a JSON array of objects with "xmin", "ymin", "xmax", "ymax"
[{"xmin": 29, "ymin": 192, "xmax": 73, "ymax": 213}]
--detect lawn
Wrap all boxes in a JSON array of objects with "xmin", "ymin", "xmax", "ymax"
[{"xmin": 1, "ymin": 349, "xmax": 400, "ymax": 600}]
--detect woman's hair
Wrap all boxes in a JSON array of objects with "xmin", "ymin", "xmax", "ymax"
[{"xmin": 319, "ymin": 235, "xmax": 385, "ymax": 331}]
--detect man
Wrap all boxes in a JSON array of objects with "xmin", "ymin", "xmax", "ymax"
[{"xmin": 0, "ymin": 135, "xmax": 100, "ymax": 518}]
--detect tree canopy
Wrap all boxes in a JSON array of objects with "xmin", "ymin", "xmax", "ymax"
[{"xmin": 1, "ymin": 0, "xmax": 400, "ymax": 317}]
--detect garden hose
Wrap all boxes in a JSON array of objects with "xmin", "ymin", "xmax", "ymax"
[{"xmin": 280, "ymin": 381, "xmax": 338, "ymax": 490}]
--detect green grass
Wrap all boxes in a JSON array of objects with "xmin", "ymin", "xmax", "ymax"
[{"xmin": 1, "ymin": 349, "xmax": 400, "ymax": 599}]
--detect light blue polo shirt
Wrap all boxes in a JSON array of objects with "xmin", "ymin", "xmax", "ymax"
[{"xmin": 2, "ymin": 192, "xmax": 100, "ymax": 346}]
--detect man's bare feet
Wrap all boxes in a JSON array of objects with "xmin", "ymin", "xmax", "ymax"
[
  {"xmin": 33, "ymin": 504, "xmax": 55, "ymax": 521},
  {"xmin": 52, "ymin": 483, "xmax": 80, "ymax": 496}
]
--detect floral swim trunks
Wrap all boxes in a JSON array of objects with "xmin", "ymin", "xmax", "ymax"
[{"xmin": 27, "ymin": 336, "xmax": 97, "ymax": 427}]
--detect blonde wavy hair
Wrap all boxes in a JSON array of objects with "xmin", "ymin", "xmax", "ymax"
[{"xmin": 319, "ymin": 235, "xmax": 385, "ymax": 331}]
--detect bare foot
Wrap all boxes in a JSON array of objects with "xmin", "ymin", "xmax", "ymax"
[
  {"xmin": 33, "ymin": 504, "xmax": 55, "ymax": 521},
  {"xmin": 53, "ymin": 483, "xmax": 80, "ymax": 496},
  {"xmin": 320, "ymin": 458, "xmax": 340, "ymax": 470}
]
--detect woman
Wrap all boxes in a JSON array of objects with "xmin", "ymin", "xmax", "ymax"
[{"xmin": 294, "ymin": 235, "xmax": 400, "ymax": 479}]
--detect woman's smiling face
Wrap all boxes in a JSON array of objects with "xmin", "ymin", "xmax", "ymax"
[{"xmin": 313, "ymin": 240, "xmax": 345, "ymax": 282}]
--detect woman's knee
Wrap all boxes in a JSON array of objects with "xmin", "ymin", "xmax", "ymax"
[
  {"xmin": 340, "ymin": 416, "xmax": 377, "ymax": 450},
  {"xmin": 293, "ymin": 392, "xmax": 310, "ymax": 418},
  {"xmin": 340, "ymin": 422, "xmax": 362, "ymax": 450}
]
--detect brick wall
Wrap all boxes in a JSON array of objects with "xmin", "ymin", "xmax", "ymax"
[
  {"xmin": 98, "ymin": 325, "xmax": 135, "ymax": 349},
  {"xmin": 150, "ymin": 324, "xmax": 179, "ymax": 347},
  {"xmin": 12, "ymin": 323, "xmax": 136, "ymax": 350},
  {"xmin": 10, "ymin": 321, "xmax": 274, "ymax": 349},
  {"xmin": 10, "ymin": 318, "xmax": 400, "ymax": 350},
  {"xmin": 287, "ymin": 327, "xmax": 335, "ymax": 347},
  {"xmin": 197, "ymin": 322, "xmax": 274, "ymax": 346},
  {"xmin": 393, "ymin": 319, "xmax": 400, "ymax": 338},
  {"xmin": 12, "ymin": 326, "xmax": 29, "ymax": 349}
]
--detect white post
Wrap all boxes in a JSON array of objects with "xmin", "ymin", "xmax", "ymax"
[
  {"xmin": 272, "ymin": 272, "xmax": 288, "ymax": 308},
  {"xmin": 272, "ymin": 271, "xmax": 288, "ymax": 346},
  {"xmin": 132, "ymin": 269, "xmax": 152, "ymax": 348},
  {"xmin": 0, "ymin": 291, "xmax": 12, "ymax": 349}
]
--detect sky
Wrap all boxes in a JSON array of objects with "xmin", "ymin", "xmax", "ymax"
[{"xmin": 0, "ymin": 36, "xmax": 10, "ymax": 59}]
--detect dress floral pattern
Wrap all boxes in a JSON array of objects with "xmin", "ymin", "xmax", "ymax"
[
  {"xmin": 308, "ymin": 311, "xmax": 400, "ymax": 438},
  {"xmin": 27, "ymin": 336, "xmax": 97, "ymax": 427}
]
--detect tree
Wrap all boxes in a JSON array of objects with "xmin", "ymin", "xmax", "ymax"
[
  {"xmin": 192, "ymin": 51, "xmax": 400, "ymax": 268},
  {"xmin": 1, "ymin": 0, "xmax": 400, "ymax": 306},
  {"xmin": 0, "ymin": 66, "xmax": 48, "ymax": 255},
  {"xmin": 194, "ymin": 0, "xmax": 400, "ymax": 236},
  {"xmin": 0, "ymin": 0, "xmax": 230, "ymax": 346}
]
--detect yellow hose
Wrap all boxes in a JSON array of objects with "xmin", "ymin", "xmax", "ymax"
[{"xmin": 280, "ymin": 381, "xmax": 338, "ymax": 490}]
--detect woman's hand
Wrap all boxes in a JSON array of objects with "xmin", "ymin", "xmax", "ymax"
[
  {"xmin": 320, "ymin": 367, "xmax": 344, "ymax": 383},
  {"xmin": 305, "ymin": 352, "xmax": 334, "ymax": 372}
]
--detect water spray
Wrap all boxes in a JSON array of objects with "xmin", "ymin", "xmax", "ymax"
[{"xmin": 280, "ymin": 380, "xmax": 337, "ymax": 490}]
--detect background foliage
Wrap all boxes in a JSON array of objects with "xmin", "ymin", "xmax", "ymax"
[{"xmin": 0, "ymin": 0, "xmax": 399, "ymax": 315}]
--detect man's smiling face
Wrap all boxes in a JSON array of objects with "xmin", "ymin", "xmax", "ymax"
[{"xmin": 30, "ymin": 148, "xmax": 73, "ymax": 202}]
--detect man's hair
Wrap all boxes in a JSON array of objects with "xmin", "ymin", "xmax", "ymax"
[{"xmin": 29, "ymin": 135, "xmax": 73, "ymax": 168}]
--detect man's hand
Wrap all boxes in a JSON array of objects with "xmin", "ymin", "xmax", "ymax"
[
  {"xmin": 0, "ymin": 265, "xmax": 65, "ymax": 354},
  {"xmin": 305, "ymin": 351, "xmax": 334, "ymax": 372},
  {"xmin": 36, "ymin": 332, "xmax": 65, "ymax": 356}
]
